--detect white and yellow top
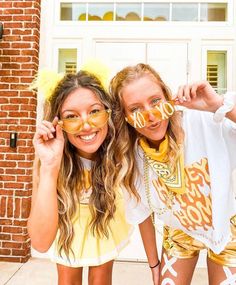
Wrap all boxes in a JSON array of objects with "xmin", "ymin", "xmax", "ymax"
[{"xmin": 51, "ymin": 157, "xmax": 133, "ymax": 267}]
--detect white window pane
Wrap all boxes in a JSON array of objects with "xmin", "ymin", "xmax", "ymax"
[
  {"xmin": 144, "ymin": 3, "xmax": 169, "ymax": 21},
  {"xmin": 88, "ymin": 3, "xmax": 114, "ymax": 21},
  {"xmin": 116, "ymin": 3, "xmax": 142, "ymax": 21},
  {"xmin": 172, "ymin": 3, "xmax": 198, "ymax": 21},
  {"xmin": 200, "ymin": 3, "xmax": 227, "ymax": 22},
  {"xmin": 207, "ymin": 51, "xmax": 227, "ymax": 95},
  {"xmin": 60, "ymin": 3, "xmax": 86, "ymax": 21},
  {"xmin": 58, "ymin": 49, "xmax": 77, "ymax": 74}
]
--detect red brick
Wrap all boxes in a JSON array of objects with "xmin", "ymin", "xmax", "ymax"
[
  {"xmin": 0, "ymin": 161, "xmax": 16, "ymax": 168},
  {"xmin": 0, "ymin": 15, "xmax": 13, "ymax": 21},
  {"xmin": 1, "ymin": 105, "xmax": 19, "ymax": 111},
  {"xmin": 3, "ymin": 49, "xmax": 21, "ymax": 56},
  {"xmin": 15, "ymin": 190, "xmax": 32, "ymax": 197},
  {"xmin": 13, "ymin": 2, "xmax": 33, "ymax": 8},
  {"xmin": 5, "ymin": 169, "xmax": 25, "ymax": 175},
  {"xmin": 12, "ymin": 43, "xmax": 31, "ymax": 49},
  {"xmin": 0, "ymin": 56, "xmax": 10, "ymax": 62},
  {"xmin": 17, "ymin": 176, "xmax": 32, "ymax": 183},
  {"xmin": 17, "ymin": 162, "xmax": 32, "ymax": 168},
  {"xmin": 4, "ymin": 22, "xmax": 23, "ymax": 29},
  {"xmin": 12, "ymin": 234, "xmax": 27, "ymax": 242},
  {"xmin": 0, "ymin": 175, "xmax": 16, "ymax": 181},
  {"xmin": 4, "ymin": 183, "xmax": 24, "ymax": 189},
  {"xmin": 0, "ymin": 2, "xmax": 13, "ymax": 8},
  {"xmin": 2, "ymin": 242, "xmax": 22, "ymax": 249},
  {"xmin": 19, "ymin": 91, "xmax": 33, "ymax": 97},
  {"xmin": 0, "ymin": 249, "xmax": 11, "ymax": 255},
  {"xmin": 4, "ymin": 35, "xmax": 22, "ymax": 41},
  {"xmin": 0, "ymin": 83, "xmax": 9, "ymax": 89},
  {"xmin": 0, "ymin": 219, "xmax": 13, "ymax": 225},
  {"xmin": 0, "ymin": 70, "xmax": 11, "ymax": 76},
  {"xmin": 5, "ymin": 8, "xmax": 24, "ymax": 15},
  {"xmin": 0, "ymin": 91, "xmax": 18, "ymax": 97},
  {"xmin": 21, "ymin": 198, "xmax": 31, "ymax": 218},
  {"xmin": 0, "ymin": 197, "xmax": 7, "ymax": 217},
  {"xmin": 8, "ymin": 111, "xmax": 29, "ymax": 117},
  {"xmin": 0, "ymin": 190, "xmax": 14, "ymax": 196},
  {"xmin": 0, "ymin": 257, "xmax": 22, "ymax": 262},
  {"xmin": 14, "ymin": 198, "xmax": 21, "ymax": 218},
  {"xmin": 13, "ymin": 15, "xmax": 32, "ymax": 22},
  {"xmin": 13, "ymin": 220, "xmax": 27, "ymax": 227},
  {"xmin": 0, "ymin": 98, "xmax": 9, "ymax": 104},
  {"xmin": 7, "ymin": 197, "xmax": 13, "ymax": 217},
  {"xmin": 3, "ymin": 226, "xmax": 22, "ymax": 234},
  {"xmin": 2, "ymin": 63, "xmax": 21, "ymax": 69},
  {"xmin": 0, "ymin": 234, "xmax": 11, "ymax": 240},
  {"xmin": 0, "ymin": 42, "xmax": 10, "ymax": 49}
]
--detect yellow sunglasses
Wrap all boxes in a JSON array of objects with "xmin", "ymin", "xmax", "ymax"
[
  {"xmin": 58, "ymin": 109, "xmax": 111, "ymax": 134},
  {"xmin": 126, "ymin": 100, "xmax": 175, "ymax": 129}
]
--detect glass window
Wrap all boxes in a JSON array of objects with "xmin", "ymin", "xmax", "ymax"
[
  {"xmin": 58, "ymin": 49, "xmax": 77, "ymax": 74},
  {"xmin": 200, "ymin": 3, "xmax": 227, "ymax": 21},
  {"xmin": 60, "ymin": 3, "xmax": 86, "ymax": 21},
  {"xmin": 207, "ymin": 51, "xmax": 227, "ymax": 95},
  {"xmin": 116, "ymin": 3, "xmax": 142, "ymax": 21},
  {"xmin": 144, "ymin": 3, "xmax": 169, "ymax": 21},
  {"xmin": 172, "ymin": 3, "xmax": 198, "ymax": 21},
  {"xmin": 88, "ymin": 3, "xmax": 114, "ymax": 21}
]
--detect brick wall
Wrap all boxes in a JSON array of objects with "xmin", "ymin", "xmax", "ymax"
[{"xmin": 0, "ymin": 0, "xmax": 41, "ymax": 263}]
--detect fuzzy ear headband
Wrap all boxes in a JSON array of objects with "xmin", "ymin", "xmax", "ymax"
[{"xmin": 29, "ymin": 59, "xmax": 110, "ymax": 100}]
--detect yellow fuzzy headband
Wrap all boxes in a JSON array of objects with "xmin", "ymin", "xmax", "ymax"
[{"xmin": 29, "ymin": 59, "xmax": 110, "ymax": 101}]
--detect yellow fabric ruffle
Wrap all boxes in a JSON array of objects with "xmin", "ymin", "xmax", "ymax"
[{"xmin": 50, "ymin": 191, "xmax": 133, "ymax": 267}]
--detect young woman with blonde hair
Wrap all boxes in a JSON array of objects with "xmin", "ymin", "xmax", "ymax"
[
  {"xmin": 110, "ymin": 63, "xmax": 236, "ymax": 285},
  {"xmin": 28, "ymin": 70, "xmax": 132, "ymax": 285}
]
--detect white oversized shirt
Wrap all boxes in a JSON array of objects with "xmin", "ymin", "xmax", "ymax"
[{"xmin": 123, "ymin": 106, "xmax": 236, "ymax": 254}]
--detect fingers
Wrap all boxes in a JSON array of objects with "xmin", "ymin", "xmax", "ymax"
[
  {"xmin": 175, "ymin": 84, "xmax": 193, "ymax": 103},
  {"xmin": 175, "ymin": 81, "xmax": 207, "ymax": 105},
  {"xmin": 55, "ymin": 124, "xmax": 64, "ymax": 141},
  {"xmin": 34, "ymin": 119, "xmax": 57, "ymax": 142}
]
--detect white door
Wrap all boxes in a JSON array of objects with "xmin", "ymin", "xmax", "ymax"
[
  {"xmin": 147, "ymin": 42, "xmax": 189, "ymax": 93},
  {"xmin": 95, "ymin": 41, "xmax": 188, "ymax": 93},
  {"xmin": 95, "ymin": 42, "xmax": 146, "ymax": 79},
  {"xmin": 95, "ymin": 41, "xmax": 188, "ymax": 261}
]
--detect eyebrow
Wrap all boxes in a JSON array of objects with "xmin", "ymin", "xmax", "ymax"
[
  {"xmin": 126, "ymin": 94, "xmax": 162, "ymax": 108},
  {"xmin": 61, "ymin": 103, "xmax": 104, "ymax": 115}
]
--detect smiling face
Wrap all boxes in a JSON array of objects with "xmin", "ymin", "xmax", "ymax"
[
  {"xmin": 121, "ymin": 75, "xmax": 169, "ymax": 148},
  {"xmin": 60, "ymin": 88, "xmax": 108, "ymax": 159}
]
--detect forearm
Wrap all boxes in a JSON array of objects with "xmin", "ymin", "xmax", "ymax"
[
  {"xmin": 27, "ymin": 167, "xmax": 59, "ymax": 252},
  {"xmin": 139, "ymin": 215, "xmax": 159, "ymax": 267},
  {"xmin": 226, "ymin": 105, "xmax": 236, "ymax": 123}
]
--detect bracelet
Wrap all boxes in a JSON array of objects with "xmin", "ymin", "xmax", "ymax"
[
  {"xmin": 149, "ymin": 260, "xmax": 160, "ymax": 269},
  {"xmin": 213, "ymin": 92, "xmax": 236, "ymax": 123}
]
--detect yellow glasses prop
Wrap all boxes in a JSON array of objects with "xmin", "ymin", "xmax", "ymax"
[
  {"xmin": 58, "ymin": 109, "xmax": 111, "ymax": 134},
  {"xmin": 126, "ymin": 101, "xmax": 175, "ymax": 129}
]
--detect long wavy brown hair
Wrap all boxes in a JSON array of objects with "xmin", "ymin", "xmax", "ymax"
[
  {"xmin": 110, "ymin": 63, "xmax": 184, "ymax": 199},
  {"xmin": 34, "ymin": 71, "xmax": 117, "ymax": 259}
]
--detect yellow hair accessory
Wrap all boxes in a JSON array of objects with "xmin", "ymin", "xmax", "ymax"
[
  {"xmin": 29, "ymin": 69, "xmax": 64, "ymax": 101},
  {"xmin": 81, "ymin": 58, "xmax": 110, "ymax": 91}
]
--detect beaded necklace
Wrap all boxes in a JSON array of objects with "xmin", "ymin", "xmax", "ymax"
[{"xmin": 143, "ymin": 153, "xmax": 175, "ymax": 251}]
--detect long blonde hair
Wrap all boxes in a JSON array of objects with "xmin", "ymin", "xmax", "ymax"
[
  {"xmin": 110, "ymin": 63, "xmax": 184, "ymax": 198},
  {"xmin": 34, "ymin": 71, "xmax": 117, "ymax": 258}
]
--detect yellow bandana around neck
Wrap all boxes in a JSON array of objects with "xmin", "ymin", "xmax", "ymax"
[{"xmin": 139, "ymin": 136, "xmax": 186, "ymax": 194}]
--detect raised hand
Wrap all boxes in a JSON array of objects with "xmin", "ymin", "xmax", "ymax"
[
  {"xmin": 174, "ymin": 80, "xmax": 223, "ymax": 113},
  {"xmin": 33, "ymin": 117, "xmax": 65, "ymax": 169}
]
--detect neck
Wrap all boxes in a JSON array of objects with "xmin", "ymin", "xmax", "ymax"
[{"xmin": 147, "ymin": 137, "xmax": 165, "ymax": 150}]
